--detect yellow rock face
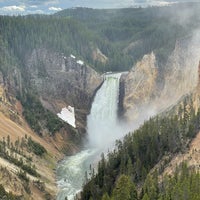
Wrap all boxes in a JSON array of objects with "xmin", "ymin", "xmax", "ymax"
[
  {"xmin": 123, "ymin": 52, "xmax": 158, "ymax": 120},
  {"xmin": 123, "ymin": 37, "xmax": 200, "ymax": 122}
]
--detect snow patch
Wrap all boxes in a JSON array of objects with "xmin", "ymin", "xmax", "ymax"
[
  {"xmin": 57, "ymin": 106, "xmax": 76, "ymax": 128},
  {"xmin": 70, "ymin": 54, "xmax": 76, "ymax": 59},
  {"xmin": 77, "ymin": 60, "xmax": 84, "ymax": 65}
]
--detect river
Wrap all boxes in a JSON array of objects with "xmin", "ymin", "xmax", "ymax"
[{"xmin": 56, "ymin": 73, "xmax": 129, "ymax": 200}]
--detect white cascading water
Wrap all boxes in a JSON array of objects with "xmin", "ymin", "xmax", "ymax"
[
  {"xmin": 87, "ymin": 73, "xmax": 122, "ymax": 148},
  {"xmin": 56, "ymin": 73, "xmax": 127, "ymax": 200}
]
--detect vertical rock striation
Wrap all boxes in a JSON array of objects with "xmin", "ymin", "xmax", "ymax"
[
  {"xmin": 121, "ymin": 36, "xmax": 200, "ymax": 121},
  {"xmin": 122, "ymin": 52, "xmax": 159, "ymax": 120},
  {"xmin": 26, "ymin": 48, "xmax": 103, "ymax": 133}
]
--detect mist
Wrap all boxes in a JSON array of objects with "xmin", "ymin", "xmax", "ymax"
[
  {"xmin": 86, "ymin": 73, "xmax": 123, "ymax": 149},
  {"xmin": 83, "ymin": 1, "xmax": 200, "ymax": 181},
  {"xmin": 57, "ymin": 4, "xmax": 200, "ymax": 199},
  {"xmin": 86, "ymin": 18, "xmax": 200, "ymax": 152},
  {"xmin": 124, "ymin": 2, "xmax": 200, "ymax": 123},
  {"xmin": 86, "ymin": 72, "xmax": 159, "ymax": 152}
]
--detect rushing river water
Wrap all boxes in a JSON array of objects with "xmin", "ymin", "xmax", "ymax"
[{"xmin": 56, "ymin": 73, "xmax": 126, "ymax": 200}]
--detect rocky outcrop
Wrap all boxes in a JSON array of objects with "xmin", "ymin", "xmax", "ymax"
[
  {"xmin": 122, "ymin": 35, "xmax": 200, "ymax": 121},
  {"xmin": 0, "ymin": 48, "xmax": 100, "ymax": 199},
  {"xmin": 122, "ymin": 52, "xmax": 159, "ymax": 120},
  {"xmin": 92, "ymin": 48, "xmax": 108, "ymax": 64},
  {"xmin": 198, "ymin": 60, "xmax": 200, "ymax": 87},
  {"xmin": 0, "ymin": 68, "xmax": 24, "ymax": 125},
  {"xmin": 26, "ymin": 48, "xmax": 103, "ymax": 132},
  {"xmin": 160, "ymin": 38, "xmax": 199, "ymax": 107}
]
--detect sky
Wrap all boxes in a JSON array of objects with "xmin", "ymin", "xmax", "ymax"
[{"xmin": 0, "ymin": 0, "xmax": 198, "ymax": 15}]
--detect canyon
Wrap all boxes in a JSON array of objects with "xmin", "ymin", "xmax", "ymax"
[
  {"xmin": 0, "ymin": 3, "xmax": 200, "ymax": 200},
  {"xmin": 121, "ymin": 34, "xmax": 200, "ymax": 122}
]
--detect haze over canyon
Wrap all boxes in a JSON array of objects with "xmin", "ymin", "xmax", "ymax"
[{"xmin": 0, "ymin": 2, "xmax": 200, "ymax": 200}]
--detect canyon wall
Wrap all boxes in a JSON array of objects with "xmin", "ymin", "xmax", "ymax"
[
  {"xmin": 122, "ymin": 35, "xmax": 200, "ymax": 121},
  {"xmin": 25, "ymin": 48, "xmax": 103, "ymax": 133}
]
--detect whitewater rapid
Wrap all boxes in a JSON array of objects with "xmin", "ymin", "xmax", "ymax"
[{"xmin": 56, "ymin": 73, "xmax": 125, "ymax": 200}]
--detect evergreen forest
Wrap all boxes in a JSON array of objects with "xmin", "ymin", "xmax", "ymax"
[
  {"xmin": 0, "ymin": 3, "xmax": 200, "ymax": 199},
  {"xmin": 81, "ymin": 96, "xmax": 200, "ymax": 200}
]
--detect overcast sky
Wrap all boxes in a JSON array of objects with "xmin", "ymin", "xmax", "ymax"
[{"xmin": 0, "ymin": 0, "xmax": 198, "ymax": 15}]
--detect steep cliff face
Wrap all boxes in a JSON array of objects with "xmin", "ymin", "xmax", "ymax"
[
  {"xmin": 25, "ymin": 48, "xmax": 103, "ymax": 132},
  {"xmin": 92, "ymin": 48, "xmax": 108, "ymax": 64},
  {"xmin": 122, "ymin": 35, "xmax": 200, "ymax": 121},
  {"xmin": 0, "ymin": 47, "xmax": 103, "ymax": 152},
  {"xmin": 198, "ymin": 60, "xmax": 200, "ymax": 86},
  {"xmin": 160, "ymin": 38, "xmax": 200, "ymax": 107},
  {"xmin": 0, "ymin": 69, "xmax": 65, "ymax": 199},
  {"xmin": 122, "ymin": 52, "xmax": 158, "ymax": 120},
  {"xmin": 0, "ymin": 48, "xmax": 103, "ymax": 198},
  {"xmin": 0, "ymin": 68, "xmax": 24, "ymax": 125}
]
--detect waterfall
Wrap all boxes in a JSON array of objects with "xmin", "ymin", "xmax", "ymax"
[
  {"xmin": 56, "ymin": 73, "xmax": 123, "ymax": 200},
  {"xmin": 87, "ymin": 73, "xmax": 121, "ymax": 148}
]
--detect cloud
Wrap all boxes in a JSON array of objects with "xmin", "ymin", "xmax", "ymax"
[
  {"xmin": 1, "ymin": 5, "xmax": 26, "ymax": 12},
  {"xmin": 26, "ymin": 9, "xmax": 45, "ymax": 14},
  {"xmin": 29, "ymin": 5, "xmax": 38, "ymax": 8},
  {"xmin": 133, "ymin": 0, "xmax": 177, "ymax": 6},
  {"xmin": 48, "ymin": 6, "xmax": 62, "ymax": 11},
  {"xmin": 0, "ymin": 0, "xmax": 198, "ymax": 15},
  {"xmin": 44, "ymin": 0, "xmax": 59, "ymax": 5},
  {"xmin": 23, "ymin": 0, "xmax": 59, "ymax": 6}
]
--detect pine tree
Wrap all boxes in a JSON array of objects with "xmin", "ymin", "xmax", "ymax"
[
  {"xmin": 112, "ymin": 175, "xmax": 137, "ymax": 200},
  {"xmin": 142, "ymin": 193, "xmax": 150, "ymax": 200},
  {"xmin": 102, "ymin": 193, "xmax": 110, "ymax": 200}
]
